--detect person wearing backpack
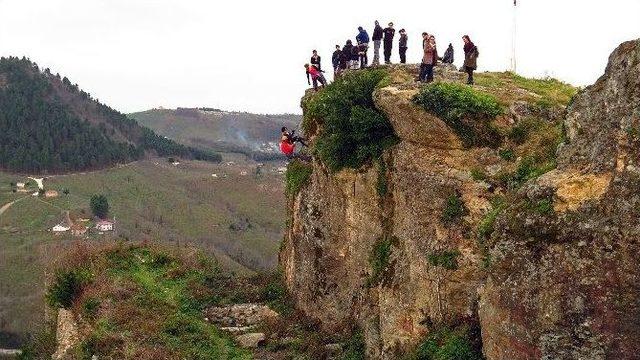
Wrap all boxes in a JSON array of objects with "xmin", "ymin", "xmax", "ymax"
[{"xmin": 463, "ymin": 35, "xmax": 479, "ymax": 85}]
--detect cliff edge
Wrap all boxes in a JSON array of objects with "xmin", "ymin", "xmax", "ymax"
[{"xmin": 281, "ymin": 40, "xmax": 640, "ymax": 359}]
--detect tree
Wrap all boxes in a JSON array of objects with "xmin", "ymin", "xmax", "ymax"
[{"xmin": 90, "ymin": 194, "xmax": 109, "ymax": 219}]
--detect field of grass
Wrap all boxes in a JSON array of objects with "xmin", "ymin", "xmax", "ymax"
[{"xmin": 0, "ymin": 159, "xmax": 286, "ymax": 348}]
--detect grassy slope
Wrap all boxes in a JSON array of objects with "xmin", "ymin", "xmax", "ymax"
[{"xmin": 0, "ymin": 159, "xmax": 285, "ymax": 346}]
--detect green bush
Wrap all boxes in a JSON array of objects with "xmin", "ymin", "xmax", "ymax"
[
  {"xmin": 427, "ymin": 250, "xmax": 461, "ymax": 270},
  {"xmin": 285, "ymin": 160, "xmax": 313, "ymax": 197},
  {"xmin": 501, "ymin": 156, "xmax": 555, "ymax": 190},
  {"xmin": 442, "ymin": 194, "xmax": 467, "ymax": 224},
  {"xmin": 367, "ymin": 235, "xmax": 394, "ymax": 287},
  {"xmin": 470, "ymin": 168, "xmax": 486, "ymax": 181},
  {"xmin": 477, "ymin": 197, "xmax": 506, "ymax": 243},
  {"xmin": 82, "ymin": 297, "xmax": 101, "ymax": 319},
  {"xmin": 414, "ymin": 83, "xmax": 503, "ymax": 148},
  {"xmin": 46, "ymin": 269, "xmax": 93, "ymax": 309},
  {"xmin": 411, "ymin": 326, "xmax": 482, "ymax": 360},
  {"xmin": 341, "ymin": 330, "xmax": 366, "ymax": 360},
  {"xmin": 498, "ymin": 148, "xmax": 515, "ymax": 161},
  {"xmin": 303, "ymin": 69, "xmax": 399, "ymax": 172}
]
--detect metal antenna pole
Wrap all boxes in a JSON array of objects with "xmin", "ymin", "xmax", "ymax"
[{"xmin": 511, "ymin": 0, "xmax": 518, "ymax": 73}]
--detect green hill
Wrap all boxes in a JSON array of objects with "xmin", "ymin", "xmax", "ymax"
[
  {"xmin": 0, "ymin": 57, "xmax": 221, "ymax": 174},
  {"xmin": 0, "ymin": 159, "xmax": 285, "ymax": 348},
  {"xmin": 129, "ymin": 108, "xmax": 300, "ymax": 161}
]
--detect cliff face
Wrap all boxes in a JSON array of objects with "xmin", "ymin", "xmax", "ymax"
[
  {"xmin": 480, "ymin": 39, "xmax": 640, "ymax": 360},
  {"xmin": 281, "ymin": 40, "xmax": 640, "ymax": 359}
]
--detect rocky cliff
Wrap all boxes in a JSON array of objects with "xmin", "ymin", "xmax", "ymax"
[{"xmin": 280, "ymin": 40, "xmax": 640, "ymax": 359}]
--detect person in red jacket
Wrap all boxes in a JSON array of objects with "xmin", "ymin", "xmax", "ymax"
[
  {"xmin": 305, "ymin": 63, "xmax": 327, "ymax": 91},
  {"xmin": 280, "ymin": 127, "xmax": 308, "ymax": 158}
]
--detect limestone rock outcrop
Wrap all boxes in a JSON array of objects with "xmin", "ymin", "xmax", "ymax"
[{"xmin": 281, "ymin": 40, "xmax": 640, "ymax": 359}]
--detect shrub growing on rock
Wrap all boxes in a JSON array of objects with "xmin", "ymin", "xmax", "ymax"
[
  {"xmin": 303, "ymin": 69, "xmax": 399, "ymax": 172},
  {"xmin": 367, "ymin": 235, "xmax": 394, "ymax": 287},
  {"xmin": 410, "ymin": 325, "xmax": 483, "ymax": 360},
  {"xmin": 413, "ymin": 83, "xmax": 503, "ymax": 148},
  {"xmin": 427, "ymin": 250, "xmax": 461, "ymax": 271},
  {"xmin": 285, "ymin": 160, "xmax": 313, "ymax": 197},
  {"xmin": 442, "ymin": 194, "xmax": 468, "ymax": 224},
  {"xmin": 46, "ymin": 268, "xmax": 93, "ymax": 309}
]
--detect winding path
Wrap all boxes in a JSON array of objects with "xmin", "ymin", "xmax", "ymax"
[{"xmin": 0, "ymin": 196, "xmax": 27, "ymax": 216}]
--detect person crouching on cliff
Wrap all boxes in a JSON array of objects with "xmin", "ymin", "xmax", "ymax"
[
  {"xmin": 305, "ymin": 64, "xmax": 327, "ymax": 91},
  {"xmin": 280, "ymin": 127, "xmax": 308, "ymax": 159}
]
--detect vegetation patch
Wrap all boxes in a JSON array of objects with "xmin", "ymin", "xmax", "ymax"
[
  {"xmin": 498, "ymin": 148, "xmax": 515, "ymax": 161},
  {"xmin": 376, "ymin": 158, "xmax": 389, "ymax": 197},
  {"xmin": 427, "ymin": 250, "xmax": 461, "ymax": 271},
  {"xmin": 477, "ymin": 197, "xmax": 506, "ymax": 243},
  {"xmin": 470, "ymin": 168, "xmax": 487, "ymax": 182},
  {"xmin": 367, "ymin": 235, "xmax": 394, "ymax": 287},
  {"xmin": 303, "ymin": 69, "xmax": 399, "ymax": 172},
  {"xmin": 46, "ymin": 268, "xmax": 93, "ymax": 309},
  {"xmin": 413, "ymin": 83, "xmax": 503, "ymax": 148},
  {"xmin": 408, "ymin": 324, "xmax": 483, "ymax": 360},
  {"xmin": 285, "ymin": 160, "xmax": 313, "ymax": 197},
  {"xmin": 442, "ymin": 194, "xmax": 468, "ymax": 224},
  {"xmin": 341, "ymin": 329, "xmax": 366, "ymax": 360}
]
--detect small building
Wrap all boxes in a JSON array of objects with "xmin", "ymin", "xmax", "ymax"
[
  {"xmin": 16, "ymin": 182, "xmax": 25, "ymax": 189},
  {"xmin": 70, "ymin": 224, "xmax": 87, "ymax": 237},
  {"xmin": 52, "ymin": 224, "xmax": 70, "ymax": 234},
  {"xmin": 95, "ymin": 220, "xmax": 114, "ymax": 232},
  {"xmin": 240, "ymin": 171, "xmax": 248, "ymax": 176},
  {"xmin": 45, "ymin": 190, "xmax": 59, "ymax": 198}
]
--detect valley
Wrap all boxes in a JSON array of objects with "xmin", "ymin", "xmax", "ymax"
[{"xmin": 0, "ymin": 157, "xmax": 287, "ymax": 347}]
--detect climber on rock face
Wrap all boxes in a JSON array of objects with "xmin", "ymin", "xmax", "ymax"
[
  {"xmin": 280, "ymin": 127, "xmax": 308, "ymax": 159},
  {"xmin": 305, "ymin": 63, "xmax": 327, "ymax": 91}
]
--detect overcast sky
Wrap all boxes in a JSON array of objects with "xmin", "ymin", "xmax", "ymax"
[{"xmin": 1, "ymin": 0, "xmax": 638, "ymax": 115}]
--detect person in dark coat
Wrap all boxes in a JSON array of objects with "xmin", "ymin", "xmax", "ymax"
[
  {"xmin": 372, "ymin": 20, "xmax": 383, "ymax": 65},
  {"xmin": 442, "ymin": 43, "xmax": 454, "ymax": 64},
  {"xmin": 342, "ymin": 40, "xmax": 354, "ymax": 70},
  {"xmin": 332, "ymin": 45, "xmax": 342, "ymax": 76},
  {"xmin": 350, "ymin": 42, "xmax": 360, "ymax": 69},
  {"xmin": 398, "ymin": 29, "xmax": 408, "ymax": 64},
  {"xmin": 463, "ymin": 35, "xmax": 479, "ymax": 85},
  {"xmin": 383, "ymin": 22, "xmax": 395, "ymax": 64},
  {"xmin": 310, "ymin": 50, "xmax": 321, "ymax": 72},
  {"xmin": 356, "ymin": 26, "xmax": 370, "ymax": 68}
]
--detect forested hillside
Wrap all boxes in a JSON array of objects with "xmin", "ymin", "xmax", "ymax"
[{"xmin": 0, "ymin": 57, "xmax": 220, "ymax": 173}]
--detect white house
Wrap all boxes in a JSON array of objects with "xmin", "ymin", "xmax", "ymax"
[
  {"xmin": 52, "ymin": 224, "xmax": 70, "ymax": 234},
  {"xmin": 16, "ymin": 182, "xmax": 25, "ymax": 189},
  {"xmin": 95, "ymin": 220, "xmax": 114, "ymax": 232}
]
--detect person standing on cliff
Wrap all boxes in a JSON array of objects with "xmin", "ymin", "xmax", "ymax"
[
  {"xmin": 305, "ymin": 63, "xmax": 327, "ymax": 91},
  {"xmin": 332, "ymin": 45, "xmax": 342, "ymax": 77},
  {"xmin": 310, "ymin": 50, "xmax": 322, "ymax": 72},
  {"xmin": 463, "ymin": 35, "xmax": 479, "ymax": 85},
  {"xmin": 419, "ymin": 33, "xmax": 436, "ymax": 83},
  {"xmin": 356, "ymin": 26, "xmax": 370, "ymax": 68},
  {"xmin": 371, "ymin": 20, "xmax": 383, "ymax": 66},
  {"xmin": 383, "ymin": 22, "xmax": 395, "ymax": 64},
  {"xmin": 398, "ymin": 29, "xmax": 408, "ymax": 64}
]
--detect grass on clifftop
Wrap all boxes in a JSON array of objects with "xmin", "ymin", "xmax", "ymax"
[
  {"xmin": 414, "ymin": 83, "xmax": 503, "ymax": 148},
  {"xmin": 302, "ymin": 69, "xmax": 399, "ymax": 172},
  {"xmin": 475, "ymin": 72, "xmax": 578, "ymax": 107}
]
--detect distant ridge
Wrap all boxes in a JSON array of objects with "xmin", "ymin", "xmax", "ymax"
[
  {"xmin": 0, "ymin": 57, "xmax": 221, "ymax": 174},
  {"xmin": 129, "ymin": 108, "xmax": 301, "ymax": 161}
]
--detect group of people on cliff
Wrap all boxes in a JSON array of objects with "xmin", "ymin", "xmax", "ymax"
[{"xmin": 304, "ymin": 20, "xmax": 480, "ymax": 91}]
